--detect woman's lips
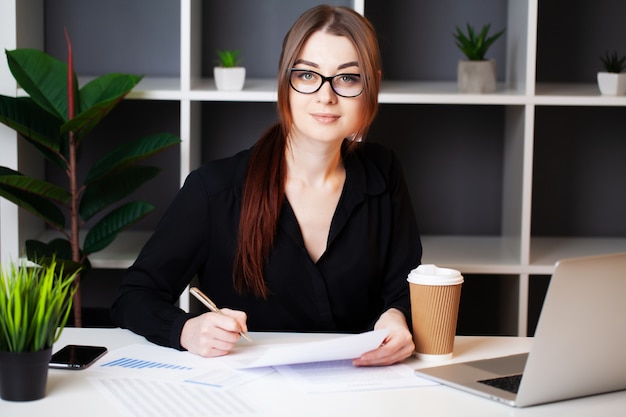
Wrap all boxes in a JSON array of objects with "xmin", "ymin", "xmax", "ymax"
[{"xmin": 311, "ymin": 113, "xmax": 340, "ymax": 124}]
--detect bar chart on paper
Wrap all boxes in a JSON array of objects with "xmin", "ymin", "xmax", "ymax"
[
  {"xmin": 100, "ymin": 357, "xmax": 193, "ymax": 370},
  {"xmin": 88, "ymin": 344, "xmax": 202, "ymax": 380},
  {"xmin": 85, "ymin": 343, "xmax": 267, "ymax": 417},
  {"xmin": 87, "ymin": 343, "xmax": 272, "ymax": 389}
]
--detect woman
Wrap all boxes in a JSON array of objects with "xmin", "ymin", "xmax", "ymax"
[{"xmin": 111, "ymin": 5, "xmax": 421, "ymax": 366}]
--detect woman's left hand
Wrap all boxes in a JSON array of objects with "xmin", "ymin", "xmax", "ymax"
[{"xmin": 352, "ymin": 308, "xmax": 414, "ymax": 367}]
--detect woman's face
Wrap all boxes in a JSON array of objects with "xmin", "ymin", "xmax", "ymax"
[{"xmin": 288, "ymin": 31, "xmax": 365, "ymax": 146}]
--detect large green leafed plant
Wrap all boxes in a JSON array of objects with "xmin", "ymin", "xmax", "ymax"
[
  {"xmin": 0, "ymin": 33, "xmax": 181, "ymax": 326},
  {"xmin": 0, "ymin": 257, "xmax": 78, "ymax": 352}
]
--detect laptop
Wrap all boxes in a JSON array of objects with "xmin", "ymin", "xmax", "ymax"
[{"xmin": 414, "ymin": 252, "xmax": 626, "ymax": 407}]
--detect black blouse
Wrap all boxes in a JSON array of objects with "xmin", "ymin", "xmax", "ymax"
[{"xmin": 110, "ymin": 140, "xmax": 422, "ymax": 349}]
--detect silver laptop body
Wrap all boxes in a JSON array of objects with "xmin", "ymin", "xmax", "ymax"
[{"xmin": 414, "ymin": 252, "xmax": 626, "ymax": 407}]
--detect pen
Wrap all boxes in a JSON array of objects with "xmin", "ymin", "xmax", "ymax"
[{"xmin": 189, "ymin": 286, "xmax": 252, "ymax": 342}]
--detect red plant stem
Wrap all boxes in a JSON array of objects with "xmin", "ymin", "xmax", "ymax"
[{"xmin": 65, "ymin": 27, "xmax": 82, "ymax": 327}]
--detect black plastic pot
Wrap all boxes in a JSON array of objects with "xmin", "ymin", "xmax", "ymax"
[{"xmin": 0, "ymin": 348, "xmax": 52, "ymax": 401}]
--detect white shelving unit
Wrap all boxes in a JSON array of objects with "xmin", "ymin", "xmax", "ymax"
[{"xmin": 2, "ymin": 0, "xmax": 625, "ymax": 334}]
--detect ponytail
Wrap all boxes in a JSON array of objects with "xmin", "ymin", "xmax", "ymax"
[{"xmin": 233, "ymin": 124, "xmax": 285, "ymax": 298}]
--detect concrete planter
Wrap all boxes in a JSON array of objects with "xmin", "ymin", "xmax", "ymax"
[{"xmin": 457, "ymin": 59, "xmax": 496, "ymax": 93}]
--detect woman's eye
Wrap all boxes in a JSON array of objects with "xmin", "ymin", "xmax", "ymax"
[
  {"xmin": 299, "ymin": 71, "xmax": 316, "ymax": 81},
  {"xmin": 338, "ymin": 74, "xmax": 360, "ymax": 84}
]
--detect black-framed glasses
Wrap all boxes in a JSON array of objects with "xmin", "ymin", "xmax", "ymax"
[{"xmin": 289, "ymin": 68, "xmax": 363, "ymax": 98}]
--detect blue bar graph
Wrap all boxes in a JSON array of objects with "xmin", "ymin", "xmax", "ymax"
[{"xmin": 100, "ymin": 357, "xmax": 193, "ymax": 371}]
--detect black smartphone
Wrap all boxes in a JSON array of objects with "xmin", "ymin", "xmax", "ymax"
[{"xmin": 49, "ymin": 344, "xmax": 108, "ymax": 370}]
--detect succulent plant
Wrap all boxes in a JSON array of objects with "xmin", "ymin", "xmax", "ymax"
[
  {"xmin": 454, "ymin": 23, "xmax": 505, "ymax": 61},
  {"xmin": 600, "ymin": 50, "xmax": 626, "ymax": 73},
  {"xmin": 216, "ymin": 49, "xmax": 242, "ymax": 67}
]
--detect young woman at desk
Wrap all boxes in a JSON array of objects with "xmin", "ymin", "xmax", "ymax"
[{"xmin": 111, "ymin": 5, "xmax": 422, "ymax": 367}]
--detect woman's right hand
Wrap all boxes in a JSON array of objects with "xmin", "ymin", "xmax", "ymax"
[{"xmin": 180, "ymin": 308, "xmax": 248, "ymax": 357}]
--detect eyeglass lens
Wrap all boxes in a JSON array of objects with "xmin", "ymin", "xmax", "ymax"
[{"xmin": 289, "ymin": 69, "xmax": 363, "ymax": 97}]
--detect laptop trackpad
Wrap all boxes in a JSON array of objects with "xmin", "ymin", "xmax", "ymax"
[{"xmin": 466, "ymin": 353, "xmax": 529, "ymax": 375}]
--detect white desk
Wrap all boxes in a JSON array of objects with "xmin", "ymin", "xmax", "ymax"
[{"xmin": 1, "ymin": 328, "xmax": 624, "ymax": 417}]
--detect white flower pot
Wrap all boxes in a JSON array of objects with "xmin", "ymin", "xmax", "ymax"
[
  {"xmin": 214, "ymin": 67, "xmax": 246, "ymax": 91},
  {"xmin": 457, "ymin": 59, "xmax": 496, "ymax": 94},
  {"xmin": 597, "ymin": 72, "xmax": 626, "ymax": 96}
]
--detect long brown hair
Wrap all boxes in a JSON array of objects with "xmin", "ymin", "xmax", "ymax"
[{"xmin": 233, "ymin": 5, "xmax": 382, "ymax": 298}]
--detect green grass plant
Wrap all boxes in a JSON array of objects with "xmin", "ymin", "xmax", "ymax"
[{"xmin": 0, "ymin": 258, "xmax": 78, "ymax": 352}]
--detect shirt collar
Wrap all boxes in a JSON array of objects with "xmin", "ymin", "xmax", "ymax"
[{"xmin": 233, "ymin": 140, "xmax": 387, "ymax": 202}]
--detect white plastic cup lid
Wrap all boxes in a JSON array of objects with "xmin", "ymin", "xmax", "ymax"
[{"xmin": 407, "ymin": 264, "xmax": 464, "ymax": 286}]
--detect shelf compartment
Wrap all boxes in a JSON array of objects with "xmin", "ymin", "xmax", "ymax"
[
  {"xmin": 372, "ymin": 104, "xmax": 514, "ymax": 236},
  {"xmin": 527, "ymin": 274, "xmax": 550, "ymax": 336},
  {"xmin": 17, "ymin": 100, "xmax": 182, "ymax": 264},
  {"xmin": 199, "ymin": 102, "xmax": 278, "ymax": 162},
  {"xmin": 421, "ymin": 235, "xmax": 522, "ymax": 274},
  {"xmin": 195, "ymin": 0, "xmax": 355, "ymax": 82},
  {"xmin": 365, "ymin": 0, "xmax": 533, "ymax": 95},
  {"xmin": 536, "ymin": 0, "xmax": 626, "ymax": 84},
  {"xmin": 532, "ymin": 106, "xmax": 626, "ymax": 237},
  {"xmin": 44, "ymin": 0, "xmax": 180, "ymax": 77},
  {"xmin": 457, "ymin": 273, "xmax": 519, "ymax": 336}
]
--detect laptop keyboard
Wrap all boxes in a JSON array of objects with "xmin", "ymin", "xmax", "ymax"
[{"xmin": 478, "ymin": 374, "xmax": 523, "ymax": 394}]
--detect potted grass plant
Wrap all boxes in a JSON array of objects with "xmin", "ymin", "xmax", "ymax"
[
  {"xmin": 0, "ymin": 257, "xmax": 78, "ymax": 401},
  {"xmin": 597, "ymin": 50, "xmax": 626, "ymax": 96},
  {"xmin": 214, "ymin": 49, "xmax": 246, "ymax": 91},
  {"xmin": 453, "ymin": 23, "xmax": 505, "ymax": 93},
  {"xmin": 0, "ymin": 31, "xmax": 181, "ymax": 327}
]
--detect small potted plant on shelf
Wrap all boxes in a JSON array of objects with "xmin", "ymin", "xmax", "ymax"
[
  {"xmin": 214, "ymin": 49, "xmax": 246, "ymax": 91},
  {"xmin": 597, "ymin": 50, "xmax": 626, "ymax": 96},
  {"xmin": 453, "ymin": 23, "xmax": 505, "ymax": 93},
  {"xmin": 0, "ymin": 257, "xmax": 78, "ymax": 401}
]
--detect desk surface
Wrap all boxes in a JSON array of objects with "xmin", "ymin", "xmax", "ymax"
[{"xmin": 1, "ymin": 328, "xmax": 624, "ymax": 417}]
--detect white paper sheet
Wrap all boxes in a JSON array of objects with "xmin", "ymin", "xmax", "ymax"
[
  {"xmin": 90, "ymin": 377, "xmax": 263, "ymax": 417},
  {"xmin": 237, "ymin": 329, "xmax": 389, "ymax": 368},
  {"xmin": 85, "ymin": 331, "xmax": 432, "ymax": 417},
  {"xmin": 274, "ymin": 359, "xmax": 438, "ymax": 392}
]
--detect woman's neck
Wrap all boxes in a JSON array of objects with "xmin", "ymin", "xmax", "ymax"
[{"xmin": 285, "ymin": 137, "xmax": 344, "ymax": 187}]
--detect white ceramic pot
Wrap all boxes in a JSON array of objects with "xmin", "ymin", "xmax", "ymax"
[
  {"xmin": 214, "ymin": 67, "xmax": 246, "ymax": 91},
  {"xmin": 597, "ymin": 72, "xmax": 626, "ymax": 96},
  {"xmin": 457, "ymin": 59, "xmax": 496, "ymax": 93}
]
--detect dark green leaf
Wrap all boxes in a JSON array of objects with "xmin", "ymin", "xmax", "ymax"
[
  {"xmin": 26, "ymin": 238, "xmax": 72, "ymax": 261},
  {"xmin": 82, "ymin": 201, "xmax": 154, "ymax": 254},
  {"xmin": 0, "ymin": 96, "xmax": 68, "ymax": 169},
  {"xmin": 61, "ymin": 73, "xmax": 143, "ymax": 142},
  {"xmin": 0, "ymin": 170, "xmax": 70, "ymax": 204},
  {"xmin": 79, "ymin": 165, "xmax": 159, "ymax": 220},
  {"xmin": 80, "ymin": 73, "xmax": 143, "ymax": 110},
  {"xmin": 85, "ymin": 133, "xmax": 180, "ymax": 183},
  {"xmin": 25, "ymin": 239, "xmax": 87, "ymax": 276},
  {"xmin": 6, "ymin": 49, "xmax": 78, "ymax": 121},
  {"xmin": 0, "ymin": 169, "xmax": 65, "ymax": 228}
]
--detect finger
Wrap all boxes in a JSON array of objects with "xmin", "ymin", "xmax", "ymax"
[
  {"xmin": 353, "ymin": 339, "xmax": 414, "ymax": 367},
  {"xmin": 209, "ymin": 312, "xmax": 246, "ymax": 340},
  {"xmin": 219, "ymin": 308, "xmax": 249, "ymax": 334}
]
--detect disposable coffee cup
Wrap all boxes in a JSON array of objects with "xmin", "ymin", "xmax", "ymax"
[{"xmin": 408, "ymin": 264, "xmax": 463, "ymax": 361}]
